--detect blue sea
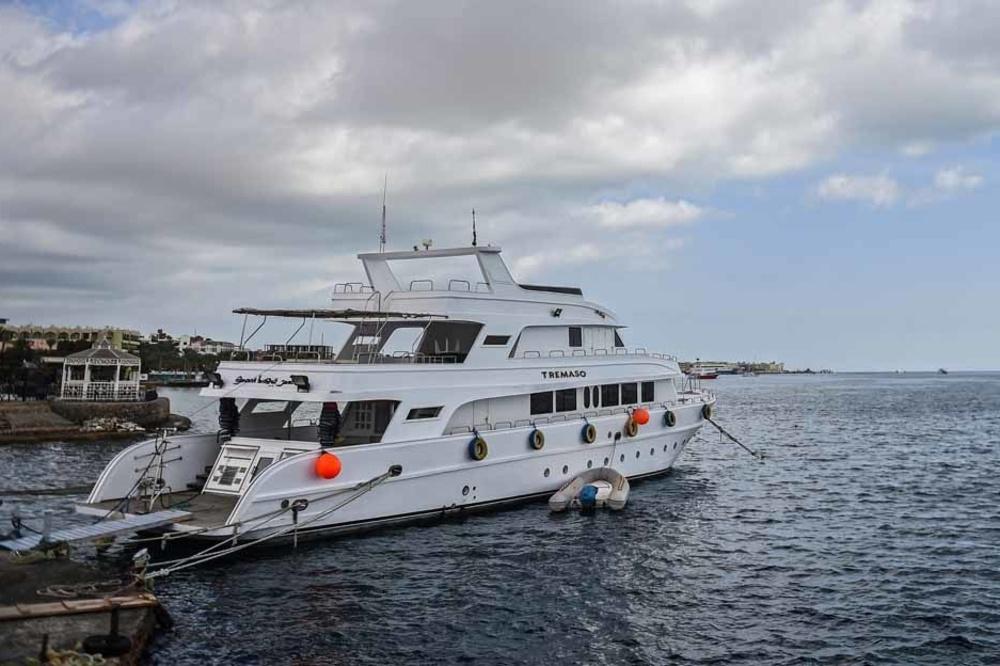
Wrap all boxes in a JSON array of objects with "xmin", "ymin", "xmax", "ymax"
[{"xmin": 1, "ymin": 373, "xmax": 998, "ymax": 664}]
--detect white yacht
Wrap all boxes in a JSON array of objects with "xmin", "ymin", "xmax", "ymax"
[{"xmin": 77, "ymin": 246, "xmax": 715, "ymax": 544}]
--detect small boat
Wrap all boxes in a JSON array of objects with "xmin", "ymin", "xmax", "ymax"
[
  {"xmin": 938, "ymin": 368, "xmax": 948, "ymax": 375},
  {"xmin": 549, "ymin": 467, "xmax": 630, "ymax": 512}
]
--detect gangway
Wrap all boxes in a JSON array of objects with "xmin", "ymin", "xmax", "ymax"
[{"xmin": 0, "ymin": 509, "xmax": 191, "ymax": 552}]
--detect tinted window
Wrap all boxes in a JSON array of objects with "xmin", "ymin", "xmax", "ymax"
[
  {"xmin": 407, "ymin": 406, "xmax": 442, "ymax": 420},
  {"xmin": 568, "ymin": 327, "xmax": 582, "ymax": 347},
  {"xmin": 592, "ymin": 385, "xmax": 600, "ymax": 407},
  {"xmin": 483, "ymin": 335, "xmax": 510, "ymax": 346},
  {"xmin": 641, "ymin": 381, "xmax": 654, "ymax": 402},
  {"xmin": 621, "ymin": 382, "xmax": 638, "ymax": 404},
  {"xmin": 583, "ymin": 386, "xmax": 590, "ymax": 408},
  {"xmin": 555, "ymin": 388, "xmax": 577, "ymax": 412},
  {"xmin": 530, "ymin": 391, "xmax": 554, "ymax": 415},
  {"xmin": 600, "ymin": 384, "xmax": 619, "ymax": 407},
  {"xmin": 614, "ymin": 330, "xmax": 624, "ymax": 347}
]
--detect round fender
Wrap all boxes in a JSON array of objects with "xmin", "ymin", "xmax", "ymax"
[
  {"xmin": 663, "ymin": 410, "xmax": 676, "ymax": 427},
  {"xmin": 582, "ymin": 423, "xmax": 598, "ymax": 444},
  {"xmin": 625, "ymin": 418, "xmax": 638, "ymax": 437},
  {"xmin": 702, "ymin": 404, "xmax": 713, "ymax": 420},
  {"xmin": 469, "ymin": 436, "xmax": 489, "ymax": 461},
  {"xmin": 529, "ymin": 429, "xmax": 545, "ymax": 450}
]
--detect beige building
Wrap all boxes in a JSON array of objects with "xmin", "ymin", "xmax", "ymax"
[{"xmin": 0, "ymin": 324, "xmax": 142, "ymax": 354}]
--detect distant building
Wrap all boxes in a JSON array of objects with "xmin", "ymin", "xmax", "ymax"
[
  {"xmin": 0, "ymin": 324, "xmax": 141, "ymax": 354},
  {"xmin": 178, "ymin": 335, "xmax": 236, "ymax": 355},
  {"xmin": 147, "ymin": 329, "xmax": 178, "ymax": 346}
]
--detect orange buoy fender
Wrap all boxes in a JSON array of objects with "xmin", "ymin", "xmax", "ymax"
[
  {"xmin": 633, "ymin": 408, "xmax": 650, "ymax": 425},
  {"xmin": 315, "ymin": 451, "xmax": 342, "ymax": 479}
]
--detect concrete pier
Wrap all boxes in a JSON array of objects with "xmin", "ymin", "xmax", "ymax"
[{"xmin": 0, "ymin": 398, "xmax": 172, "ymax": 444}]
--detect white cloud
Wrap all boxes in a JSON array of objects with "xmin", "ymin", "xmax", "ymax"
[
  {"xmin": 2, "ymin": 0, "xmax": 1000, "ymax": 332},
  {"xmin": 583, "ymin": 198, "xmax": 704, "ymax": 229},
  {"xmin": 934, "ymin": 166, "xmax": 983, "ymax": 192},
  {"xmin": 816, "ymin": 173, "xmax": 900, "ymax": 207}
]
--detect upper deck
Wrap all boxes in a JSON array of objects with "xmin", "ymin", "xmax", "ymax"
[
  {"xmin": 223, "ymin": 246, "xmax": 631, "ymax": 370},
  {"xmin": 328, "ymin": 246, "xmax": 616, "ymax": 324}
]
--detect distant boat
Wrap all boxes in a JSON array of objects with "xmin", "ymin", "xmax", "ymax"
[
  {"xmin": 691, "ymin": 370, "xmax": 718, "ymax": 380},
  {"xmin": 938, "ymin": 368, "xmax": 948, "ymax": 375}
]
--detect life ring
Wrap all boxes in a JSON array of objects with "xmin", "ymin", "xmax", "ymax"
[
  {"xmin": 625, "ymin": 418, "xmax": 638, "ymax": 437},
  {"xmin": 468, "ymin": 436, "xmax": 488, "ymax": 461},
  {"xmin": 663, "ymin": 410, "xmax": 676, "ymax": 427},
  {"xmin": 702, "ymin": 404, "xmax": 713, "ymax": 420},
  {"xmin": 581, "ymin": 423, "xmax": 597, "ymax": 444},
  {"xmin": 529, "ymin": 429, "xmax": 545, "ymax": 450}
]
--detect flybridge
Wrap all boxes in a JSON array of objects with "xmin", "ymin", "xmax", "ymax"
[{"xmin": 353, "ymin": 245, "xmax": 584, "ymax": 298}]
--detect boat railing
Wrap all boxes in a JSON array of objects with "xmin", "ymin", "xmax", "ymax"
[
  {"xmin": 442, "ymin": 397, "xmax": 710, "ymax": 436},
  {"xmin": 515, "ymin": 348, "xmax": 677, "ymax": 361},
  {"xmin": 332, "ymin": 282, "xmax": 375, "ymax": 295}
]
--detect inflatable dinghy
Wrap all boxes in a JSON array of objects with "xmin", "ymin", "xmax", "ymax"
[{"xmin": 548, "ymin": 467, "xmax": 630, "ymax": 512}]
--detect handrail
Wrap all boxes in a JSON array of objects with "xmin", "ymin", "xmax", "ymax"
[
  {"xmin": 516, "ymin": 347, "xmax": 677, "ymax": 361},
  {"xmin": 409, "ymin": 279, "xmax": 433, "ymax": 291},
  {"xmin": 448, "ymin": 279, "xmax": 471, "ymax": 292},
  {"xmin": 332, "ymin": 282, "xmax": 374, "ymax": 294}
]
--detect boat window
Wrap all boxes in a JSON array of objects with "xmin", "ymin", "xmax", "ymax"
[
  {"xmin": 621, "ymin": 382, "xmax": 638, "ymax": 405},
  {"xmin": 252, "ymin": 401, "xmax": 289, "ymax": 413},
  {"xmin": 614, "ymin": 330, "xmax": 624, "ymax": 348},
  {"xmin": 338, "ymin": 400, "xmax": 399, "ymax": 445},
  {"xmin": 416, "ymin": 321, "xmax": 483, "ymax": 362},
  {"xmin": 641, "ymin": 381, "xmax": 654, "ymax": 402},
  {"xmin": 407, "ymin": 406, "xmax": 443, "ymax": 420},
  {"xmin": 600, "ymin": 384, "xmax": 620, "ymax": 407},
  {"xmin": 592, "ymin": 385, "xmax": 600, "ymax": 407},
  {"xmin": 251, "ymin": 456, "xmax": 274, "ymax": 479},
  {"xmin": 530, "ymin": 391, "xmax": 553, "ymax": 415},
  {"xmin": 483, "ymin": 335, "xmax": 511, "ymax": 346},
  {"xmin": 555, "ymin": 388, "xmax": 577, "ymax": 412},
  {"xmin": 583, "ymin": 386, "xmax": 591, "ymax": 409},
  {"xmin": 568, "ymin": 327, "xmax": 582, "ymax": 347}
]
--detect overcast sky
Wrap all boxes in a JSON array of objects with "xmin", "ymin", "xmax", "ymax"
[{"xmin": 1, "ymin": 0, "xmax": 998, "ymax": 370}]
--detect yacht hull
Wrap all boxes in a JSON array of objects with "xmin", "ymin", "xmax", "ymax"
[{"xmin": 160, "ymin": 399, "xmax": 712, "ymax": 545}]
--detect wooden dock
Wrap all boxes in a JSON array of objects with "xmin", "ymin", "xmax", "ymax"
[{"xmin": 0, "ymin": 553, "xmax": 167, "ymax": 664}]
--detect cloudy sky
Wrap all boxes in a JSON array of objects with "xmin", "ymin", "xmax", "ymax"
[{"xmin": 1, "ymin": 0, "xmax": 997, "ymax": 370}]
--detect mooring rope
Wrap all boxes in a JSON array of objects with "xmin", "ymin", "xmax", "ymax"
[
  {"xmin": 145, "ymin": 466, "xmax": 399, "ymax": 578},
  {"xmin": 704, "ymin": 416, "xmax": 763, "ymax": 460}
]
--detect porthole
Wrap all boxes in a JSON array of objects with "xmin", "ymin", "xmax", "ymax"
[
  {"xmin": 462, "ymin": 485, "xmax": 470, "ymax": 496},
  {"xmin": 663, "ymin": 444, "xmax": 668, "ymax": 452},
  {"xmin": 620, "ymin": 454, "xmax": 625, "ymax": 463},
  {"xmin": 650, "ymin": 448, "xmax": 654, "ymax": 456},
  {"xmin": 607, "ymin": 431, "xmax": 613, "ymax": 439},
  {"xmin": 544, "ymin": 468, "xmax": 550, "ymax": 477},
  {"xmin": 673, "ymin": 442, "xmax": 677, "ymax": 449},
  {"xmin": 587, "ymin": 460, "xmax": 593, "ymax": 469},
  {"xmin": 562, "ymin": 465, "xmax": 569, "ymax": 475},
  {"xmin": 603, "ymin": 457, "xmax": 609, "ymax": 465},
  {"xmin": 635, "ymin": 451, "xmax": 640, "ymax": 459}
]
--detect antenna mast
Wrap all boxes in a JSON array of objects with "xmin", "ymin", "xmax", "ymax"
[
  {"xmin": 379, "ymin": 173, "xmax": 388, "ymax": 253},
  {"xmin": 471, "ymin": 208, "xmax": 477, "ymax": 247}
]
